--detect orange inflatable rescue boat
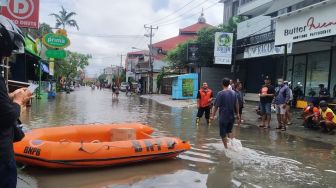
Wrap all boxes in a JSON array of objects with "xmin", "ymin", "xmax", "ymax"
[{"xmin": 14, "ymin": 123, "xmax": 190, "ymax": 168}]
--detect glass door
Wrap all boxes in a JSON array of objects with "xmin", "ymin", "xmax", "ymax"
[{"xmin": 292, "ymin": 55, "xmax": 306, "ymax": 94}]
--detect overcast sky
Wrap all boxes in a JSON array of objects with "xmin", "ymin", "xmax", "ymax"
[{"xmin": 40, "ymin": 0, "xmax": 223, "ymax": 77}]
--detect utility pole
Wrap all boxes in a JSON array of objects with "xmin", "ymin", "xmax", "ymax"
[
  {"xmin": 117, "ymin": 54, "xmax": 126, "ymax": 86},
  {"xmin": 144, "ymin": 25, "xmax": 158, "ymax": 94}
]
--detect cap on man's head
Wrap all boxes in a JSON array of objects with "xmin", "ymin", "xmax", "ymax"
[{"xmin": 319, "ymin": 100, "xmax": 328, "ymax": 107}]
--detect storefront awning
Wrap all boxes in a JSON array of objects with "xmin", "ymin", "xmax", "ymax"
[
  {"xmin": 24, "ymin": 35, "xmax": 41, "ymax": 59},
  {"xmin": 264, "ymin": 0, "xmax": 305, "ymax": 15}
]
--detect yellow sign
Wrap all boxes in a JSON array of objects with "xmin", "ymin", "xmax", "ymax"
[{"xmin": 49, "ymin": 61, "xmax": 54, "ymax": 76}]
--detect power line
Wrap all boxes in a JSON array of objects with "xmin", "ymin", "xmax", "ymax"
[
  {"xmin": 158, "ymin": 1, "xmax": 218, "ymax": 27},
  {"xmin": 147, "ymin": 0, "xmax": 196, "ymax": 25},
  {"xmin": 67, "ymin": 32, "xmax": 144, "ymax": 38},
  {"xmin": 152, "ymin": 0, "xmax": 212, "ymax": 26}
]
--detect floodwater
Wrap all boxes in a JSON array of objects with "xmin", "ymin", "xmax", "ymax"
[{"xmin": 19, "ymin": 87, "xmax": 336, "ymax": 188}]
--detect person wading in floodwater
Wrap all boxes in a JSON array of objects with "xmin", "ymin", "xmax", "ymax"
[
  {"xmin": 196, "ymin": 82, "xmax": 213, "ymax": 127},
  {"xmin": 211, "ymin": 78, "xmax": 240, "ymax": 149}
]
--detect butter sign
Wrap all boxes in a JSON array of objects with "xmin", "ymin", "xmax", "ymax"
[{"xmin": 42, "ymin": 33, "xmax": 70, "ymax": 48}]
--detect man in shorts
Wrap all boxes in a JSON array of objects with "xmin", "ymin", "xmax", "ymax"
[
  {"xmin": 211, "ymin": 78, "xmax": 240, "ymax": 149},
  {"xmin": 196, "ymin": 82, "xmax": 213, "ymax": 126},
  {"xmin": 273, "ymin": 78, "xmax": 290, "ymax": 131},
  {"xmin": 259, "ymin": 76, "xmax": 275, "ymax": 129}
]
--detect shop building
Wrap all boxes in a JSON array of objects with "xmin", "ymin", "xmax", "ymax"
[
  {"xmin": 275, "ymin": 0, "xmax": 336, "ymax": 98},
  {"xmin": 234, "ymin": 0, "xmax": 327, "ymax": 96}
]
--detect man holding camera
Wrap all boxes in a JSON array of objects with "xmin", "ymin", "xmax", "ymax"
[{"xmin": 0, "ymin": 15, "xmax": 32, "ymax": 188}]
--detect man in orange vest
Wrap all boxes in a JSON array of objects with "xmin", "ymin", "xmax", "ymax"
[{"xmin": 196, "ymin": 82, "xmax": 213, "ymax": 126}]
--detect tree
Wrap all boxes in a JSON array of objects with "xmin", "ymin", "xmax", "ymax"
[
  {"xmin": 166, "ymin": 40, "xmax": 193, "ymax": 70},
  {"xmin": 166, "ymin": 16, "xmax": 246, "ymax": 69},
  {"xmin": 55, "ymin": 51, "xmax": 91, "ymax": 89},
  {"xmin": 29, "ymin": 23, "xmax": 53, "ymax": 38},
  {"xmin": 50, "ymin": 6, "xmax": 79, "ymax": 30}
]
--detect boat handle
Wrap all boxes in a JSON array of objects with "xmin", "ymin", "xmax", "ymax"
[{"xmin": 59, "ymin": 139, "xmax": 72, "ymax": 143}]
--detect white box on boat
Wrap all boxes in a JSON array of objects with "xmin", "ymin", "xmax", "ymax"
[{"xmin": 110, "ymin": 128, "xmax": 136, "ymax": 141}]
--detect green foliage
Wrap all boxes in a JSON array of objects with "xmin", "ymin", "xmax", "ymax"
[
  {"xmin": 50, "ymin": 6, "xmax": 79, "ymax": 30},
  {"xmin": 29, "ymin": 23, "xmax": 53, "ymax": 38},
  {"xmin": 166, "ymin": 16, "xmax": 246, "ymax": 68},
  {"xmin": 55, "ymin": 51, "xmax": 91, "ymax": 84},
  {"xmin": 166, "ymin": 40, "xmax": 193, "ymax": 69},
  {"xmin": 98, "ymin": 74, "xmax": 107, "ymax": 83}
]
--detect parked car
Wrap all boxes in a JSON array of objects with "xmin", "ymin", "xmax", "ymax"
[{"xmin": 120, "ymin": 82, "xmax": 128, "ymax": 92}]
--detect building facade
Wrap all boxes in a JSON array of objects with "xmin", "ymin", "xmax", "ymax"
[{"xmin": 235, "ymin": 0, "xmax": 327, "ymax": 95}]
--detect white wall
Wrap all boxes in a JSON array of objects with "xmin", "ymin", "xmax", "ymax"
[{"xmin": 237, "ymin": 15, "xmax": 271, "ymax": 39}]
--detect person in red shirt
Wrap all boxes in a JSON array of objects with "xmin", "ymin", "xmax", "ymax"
[
  {"xmin": 196, "ymin": 82, "xmax": 213, "ymax": 126},
  {"xmin": 302, "ymin": 102, "xmax": 320, "ymax": 129}
]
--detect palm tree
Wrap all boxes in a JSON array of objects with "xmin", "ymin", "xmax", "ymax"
[{"xmin": 49, "ymin": 6, "xmax": 79, "ymax": 30}]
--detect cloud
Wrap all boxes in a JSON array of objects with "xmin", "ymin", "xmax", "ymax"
[{"xmin": 40, "ymin": 0, "xmax": 223, "ymax": 77}]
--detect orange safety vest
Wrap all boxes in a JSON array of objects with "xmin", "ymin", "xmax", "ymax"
[{"xmin": 199, "ymin": 89, "xmax": 212, "ymax": 108}]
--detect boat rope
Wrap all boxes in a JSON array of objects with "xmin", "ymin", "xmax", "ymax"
[{"xmin": 78, "ymin": 140, "xmax": 172, "ymax": 154}]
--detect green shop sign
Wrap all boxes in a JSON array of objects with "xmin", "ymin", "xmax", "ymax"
[
  {"xmin": 45, "ymin": 49, "xmax": 67, "ymax": 59},
  {"xmin": 42, "ymin": 33, "xmax": 70, "ymax": 48},
  {"xmin": 182, "ymin": 78, "xmax": 194, "ymax": 97}
]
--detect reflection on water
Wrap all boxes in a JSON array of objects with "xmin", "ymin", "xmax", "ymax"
[{"xmin": 20, "ymin": 88, "xmax": 336, "ymax": 188}]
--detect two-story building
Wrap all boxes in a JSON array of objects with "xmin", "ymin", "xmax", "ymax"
[{"xmin": 234, "ymin": 0, "xmax": 327, "ymax": 98}]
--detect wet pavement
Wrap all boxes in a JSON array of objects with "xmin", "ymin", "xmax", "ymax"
[{"xmin": 19, "ymin": 87, "xmax": 336, "ymax": 188}]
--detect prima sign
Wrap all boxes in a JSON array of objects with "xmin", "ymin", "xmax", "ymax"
[
  {"xmin": 275, "ymin": 2, "xmax": 336, "ymax": 45},
  {"xmin": 42, "ymin": 33, "xmax": 70, "ymax": 49}
]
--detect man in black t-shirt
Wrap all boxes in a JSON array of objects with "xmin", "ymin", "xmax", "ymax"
[
  {"xmin": 211, "ymin": 78, "xmax": 240, "ymax": 149},
  {"xmin": 259, "ymin": 76, "xmax": 275, "ymax": 129}
]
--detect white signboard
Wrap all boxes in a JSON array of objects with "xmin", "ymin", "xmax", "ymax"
[
  {"xmin": 275, "ymin": 2, "xmax": 336, "ymax": 45},
  {"xmin": 214, "ymin": 32, "xmax": 233, "ymax": 65},
  {"xmin": 237, "ymin": 16, "xmax": 271, "ymax": 40},
  {"xmin": 244, "ymin": 42, "xmax": 292, "ymax": 59}
]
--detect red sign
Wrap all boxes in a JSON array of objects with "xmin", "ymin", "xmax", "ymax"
[{"xmin": 1, "ymin": 0, "xmax": 39, "ymax": 29}]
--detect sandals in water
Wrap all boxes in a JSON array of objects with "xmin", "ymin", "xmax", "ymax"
[
  {"xmin": 259, "ymin": 124, "xmax": 265, "ymax": 128},
  {"xmin": 264, "ymin": 126, "xmax": 270, "ymax": 129},
  {"xmin": 276, "ymin": 126, "xmax": 282, "ymax": 130}
]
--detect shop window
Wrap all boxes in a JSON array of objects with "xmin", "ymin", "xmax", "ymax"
[
  {"xmin": 292, "ymin": 55, "xmax": 306, "ymax": 94},
  {"xmin": 329, "ymin": 48, "xmax": 336, "ymax": 98},
  {"xmin": 286, "ymin": 56, "xmax": 293, "ymax": 85},
  {"xmin": 305, "ymin": 51, "xmax": 330, "ymax": 97}
]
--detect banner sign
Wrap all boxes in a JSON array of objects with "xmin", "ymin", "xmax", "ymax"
[
  {"xmin": 182, "ymin": 78, "xmax": 194, "ymax": 97},
  {"xmin": 45, "ymin": 49, "xmax": 67, "ymax": 59},
  {"xmin": 42, "ymin": 33, "xmax": 71, "ymax": 49},
  {"xmin": 187, "ymin": 43, "xmax": 199, "ymax": 62},
  {"xmin": 244, "ymin": 42, "xmax": 292, "ymax": 59},
  {"xmin": 214, "ymin": 32, "xmax": 233, "ymax": 64},
  {"xmin": 275, "ymin": 2, "xmax": 336, "ymax": 45},
  {"xmin": 49, "ymin": 60, "xmax": 54, "ymax": 76},
  {"xmin": 1, "ymin": 0, "xmax": 40, "ymax": 29}
]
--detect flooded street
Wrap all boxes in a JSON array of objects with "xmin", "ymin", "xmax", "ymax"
[{"xmin": 20, "ymin": 88, "xmax": 336, "ymax": 188}]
